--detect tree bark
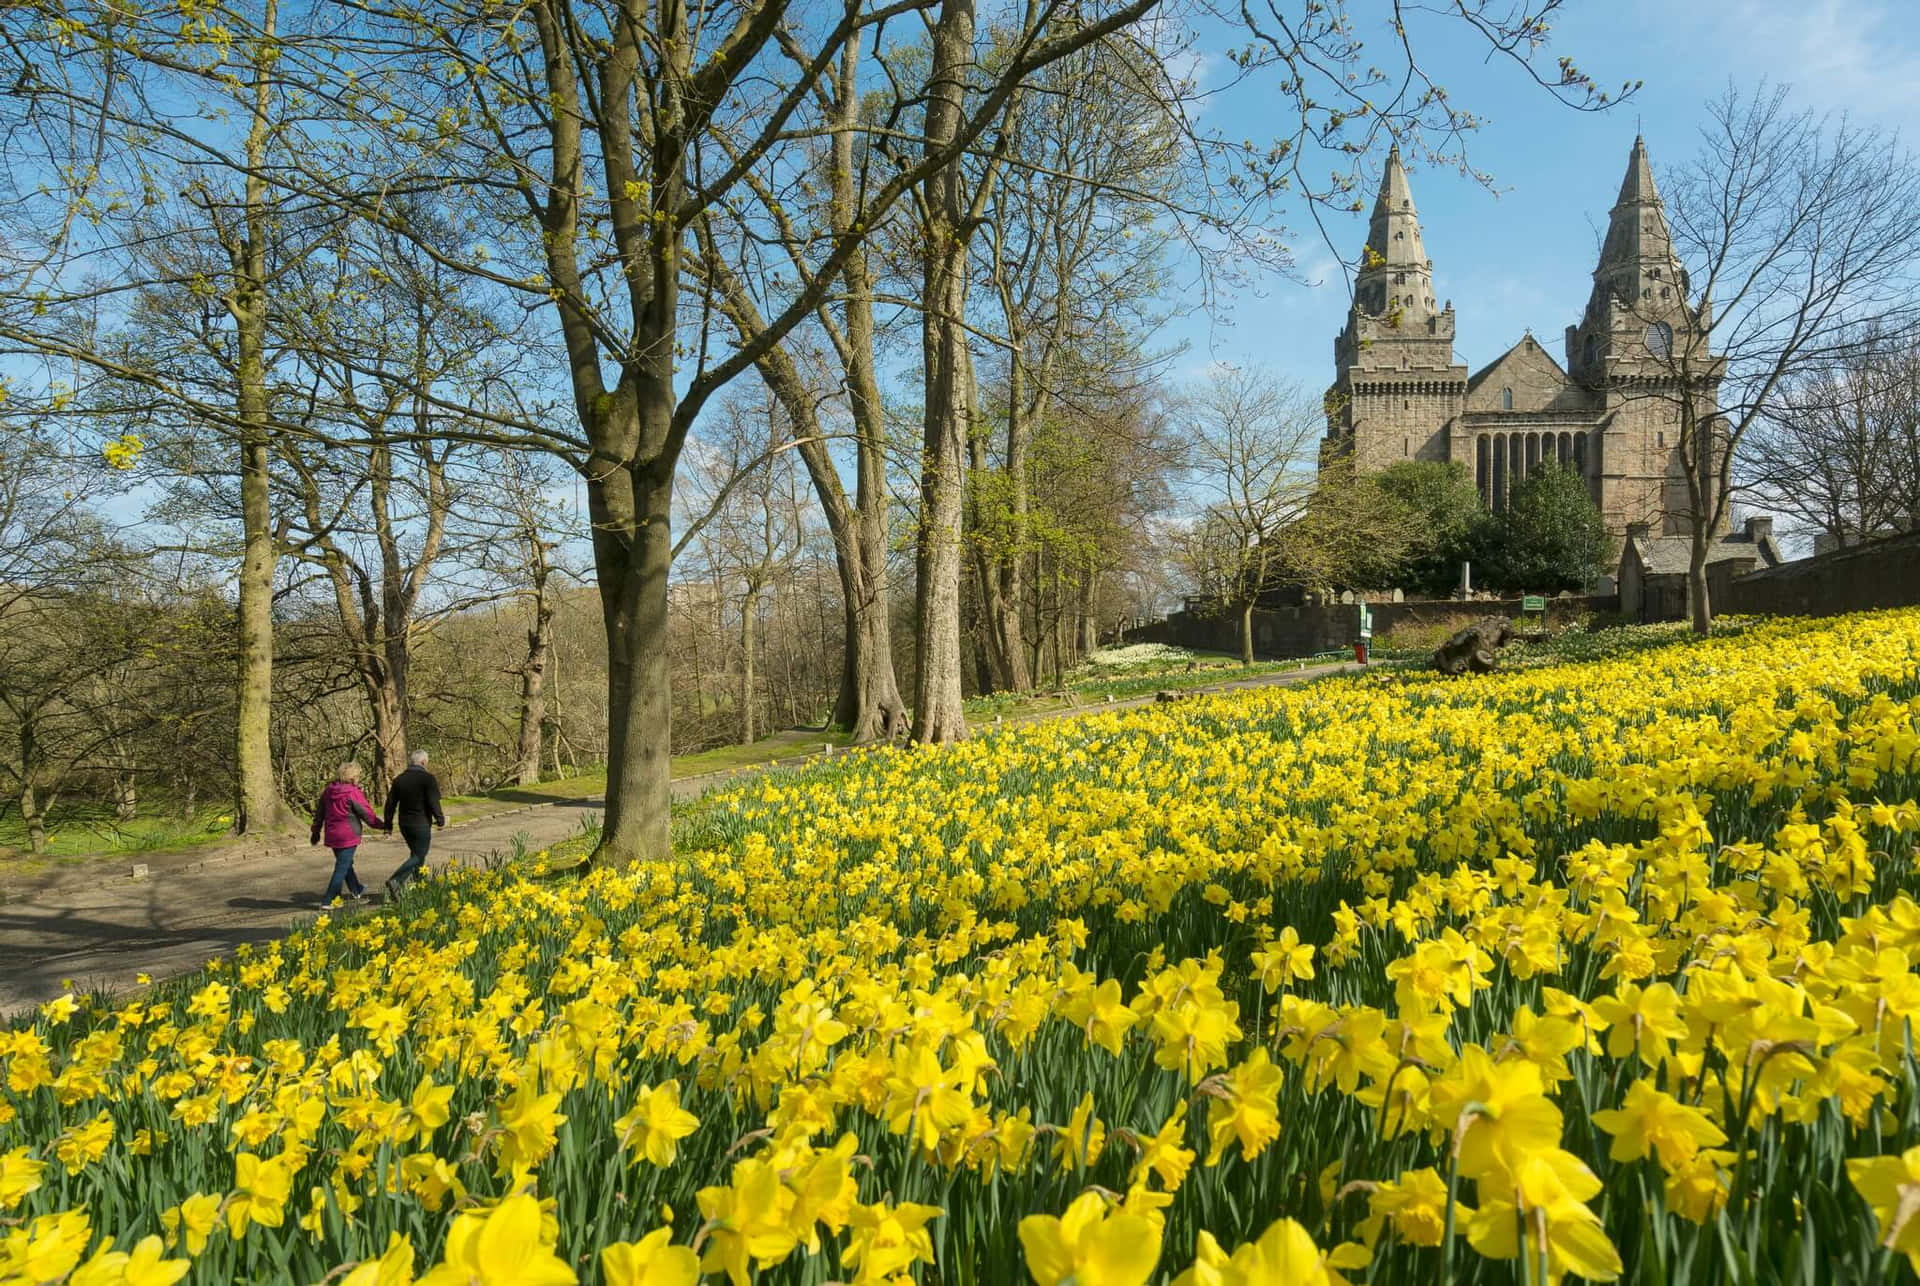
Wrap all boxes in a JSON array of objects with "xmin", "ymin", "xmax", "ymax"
[
  {"xmin": 910, "ymin": 0, "xmax": 977, "ymax": 745},
  {"xmin": 584, "ymin": 422, "xmax": 675, "ymax": 862},
  {"xmin": 1240, "ymin": 600, "xmax": 1255, "ymax": 667},
  {"xmin": 513, "ymin": 562, "xmax": 554, "ymax": 787},
  {"xmin": 230, "ymin": 0, "xmax": 289, "ymax": 833},
  {"xmin": 738, "ymin": 588, "xmax": 757, "ymax": 745}
]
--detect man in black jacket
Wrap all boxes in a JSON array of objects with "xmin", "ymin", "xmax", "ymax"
[{"xmin": 383, "ymin": 749, "xmax": 446, "ymax": 894}]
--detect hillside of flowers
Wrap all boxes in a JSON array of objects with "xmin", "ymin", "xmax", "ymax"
[{"xmin": 6, "ymin": 609, "xmax": 1920, "ymax": 1284}]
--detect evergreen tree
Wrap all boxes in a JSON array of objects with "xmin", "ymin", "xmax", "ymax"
[
  {"xmin": 1473, "ymin": 463, "xmax": 1612, "ymax": 592},
  {"xmin": 1369, "ymin": 461, "xmax": 1484, "ymax": 594}
]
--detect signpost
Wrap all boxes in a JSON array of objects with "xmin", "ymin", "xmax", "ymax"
[
  {"xmin": 1521, "ymin": 594, "xmax": 1547, "ymax": 614},
  {"xmin": 1355, "ymin": 602, "xmax": 1373, "ymax": 665}
]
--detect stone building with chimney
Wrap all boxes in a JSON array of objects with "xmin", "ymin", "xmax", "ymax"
[{"xmin": 1324, "ymin": 137, "xmax": 1717, "ymax": 541}]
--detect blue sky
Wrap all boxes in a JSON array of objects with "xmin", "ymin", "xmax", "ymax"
[{"xmin": 1169, "ymin": 0, "xmax": 1920, "ymax": 390}]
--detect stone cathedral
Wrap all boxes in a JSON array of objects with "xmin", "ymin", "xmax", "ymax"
[{"xmin": 1324, "ymin": 137, "xmax": 1711, "ymax": 539}]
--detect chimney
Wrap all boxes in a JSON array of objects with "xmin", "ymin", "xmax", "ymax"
[
  {"xmin": 1626, "ymin": 521, "xmax": 1652, "ymax": 542},
  {"xmin": 1744, "ymin": 515, "xmax": 1773, "ymax": 543}
]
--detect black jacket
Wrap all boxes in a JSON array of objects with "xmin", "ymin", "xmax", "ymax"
[{"xmin": 383, "ymin": 765, "xmax": 445, "ymax": 828}]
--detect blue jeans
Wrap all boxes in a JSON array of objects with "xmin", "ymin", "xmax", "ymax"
[
  {"xmin": 389, "ymin": 821, "xmax": 432, "ymax": 888},
  {"xmin": 323, "ymin": 846, "xmax": 365, "ymax": 901}
]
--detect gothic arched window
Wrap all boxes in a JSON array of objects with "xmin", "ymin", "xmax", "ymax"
[{"xmin": 1501, "ymin": 387, "xmax": 1513, "ymax": 411}]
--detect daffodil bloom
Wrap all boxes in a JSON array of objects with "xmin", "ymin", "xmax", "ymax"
[
  {"xmin": 1590, "ymin": 1080, "xmax": 1727, "ymax": 1169},
  {"xmin": 226, "ymin": 1153, "xmax": 294, "ymax": 1238},
  {"xmin": 68, "ymin": 1234, "xmax": 191, "ymax": 1286},
  {"xmin": 1171, "ymin": 1217, "xmax": 1369, "ymax": 1286},
  {"xmin": 1849, "ymin": 1146, "xmax": 1920, "ymax": 1275},
  {"xmin": 339, "ymin": 1232, "xmax": 416, "ymax": 1286},
  {"xmin": 842, "ymin": 1201, "xmax": 942, "ymax": 1284},
  {"xmin": 1019, "ymin": 1191, "xmax": 1161, "ymax": 1286},
  {"xmin": 1252, "ymin": 926, "xmax": 1315, "ymax": 990},
  {"xmin": 614, "ymin": 1080, "xmax": 700, "ymax": 1167},
  {"xmin": 1204, "ymin": 1047, "xmax": 1282, "ymax": 1164},
  {"xmin": 1358, "ymin": 1166, "xmax": 1460, "ymax": 1248},
  {"xmin": 418, "ymin": 1193, "xmax": 576, "ymax": 1286},
  {"xmin": 161, "ymin": 1193, "xmax": 222, "ymax": 1256},
  {"xmin": 0, "ymin": 1146, "xmax": 45, "ymax": 1210},
  {"xmin": 600, "ymin": 1228, "xmax": 699, "ymax": 1286}
]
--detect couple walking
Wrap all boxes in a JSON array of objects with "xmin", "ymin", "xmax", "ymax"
[{"xmin": 309, "ymin": 750, "xmax": 446, "ymax": 904}]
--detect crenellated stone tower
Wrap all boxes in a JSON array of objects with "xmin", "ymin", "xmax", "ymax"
[
  {"xmin": 1564, "ymin": 136, "xmax": 1723, "ymax": 535},
  {"xmin": 1326, "ymin": 146, "xmax": 1468, "ymax": 471},
  {"xmin": 1323, "ymin": 137, "xmax": 1720, "ymax": 541}
]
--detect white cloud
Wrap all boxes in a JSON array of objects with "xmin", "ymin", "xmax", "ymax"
[{"xmin": 1660, "ymin": 0, "xmax": 1920, "ymax": 119}]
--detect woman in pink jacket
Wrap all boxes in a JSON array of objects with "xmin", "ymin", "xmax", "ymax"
[{"xmin": 309, "ymin": 763, "xmax": 389, "ymax": 904}]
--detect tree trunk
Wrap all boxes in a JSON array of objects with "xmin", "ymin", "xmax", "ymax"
[
  {"xmin": 988, "ymin": 361, "xmax": 1034, "ymax": 694},
  {"xmin": 230, "ymin": 7, "xmax": 289, "ymax": 834},
  {"xmin": 514, "ymin": 576, "xmax": 554, "ymax": 787},
  {"xmin": 1079, "ymin": 571, "xmax": 1098, "ymax": 655},
  {"xmin": 1687, "ymin": 524, "xmax": 1712, "ymax": 637},
  {"xmin": 364, "ymin": 674, "xmax": 408, "ymax": 797},
  {"xmin": 1050, "ymin": 558, "xmax": 1066, "ymax": 682},
  {"xmin": 910, "ymin": 0, "xmax": 976, "ymax": 746},
  {"xmin": 1240, "ymin": 600, "xmax": 1255, "ymax": 667},
  {"xmin": 966, "ymin": 427, "xmax": 1011, "ymax": 693},
  {"xmin": 833, "ymin": 138, "xmax": 909, "ymax": 742},
  {"xmin": 587, "ymin": 441, "xmax": 675, "ymax": 863},
  {"xmin": 738, "ymin": 588, "xmax": 757, "ymax": 745},
  {"xmin": 20, "ymin": 781, "xmax": 44, "ymax": 856}
]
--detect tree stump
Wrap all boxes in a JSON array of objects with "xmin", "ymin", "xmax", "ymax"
[{"xmin": 1433, "ymin": 616, "xmax": 1516, "ymax": 675}]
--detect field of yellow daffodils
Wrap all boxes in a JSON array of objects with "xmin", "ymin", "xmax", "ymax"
[{"xmin": 6, "ymin": 610, "xmax": 1920, "ymax": 1285}]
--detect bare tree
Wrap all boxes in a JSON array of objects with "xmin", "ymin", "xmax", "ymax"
[
  {"xmin": 1177, "ymin": 368, "xmax": 1324, "ymax": 665},
  {"xmin": 1745, "ymin": 332, "xmax": 1920, "ymax": 549},
  {"xmin": 1619, "ymin": 85, "xmax": 1920, "ymax": 631}
]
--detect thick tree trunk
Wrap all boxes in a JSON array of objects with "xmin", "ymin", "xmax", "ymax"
[
  {"xmin": 910, "ymin": 0, "xmax": 976, "ymax": 745},
  {"xmin": 587, "ymin": 443, "xmax": 675, "ymax": 863},
  {"xmin": 834, "ymin": 239, "xmax": 908, "ymax": 740},
  {"xmin": 1240, "ymin": 601, "xmax": 1255, "ymax": 667}
]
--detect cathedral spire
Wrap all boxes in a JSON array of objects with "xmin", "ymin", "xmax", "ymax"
[
  {"xmin": 1354, "ymin": 145, "xmax": 1437, "ymax": 325},
  {"xmin": 1587, "ymin": 135, "xmax": 1683, "ymax": 321}
]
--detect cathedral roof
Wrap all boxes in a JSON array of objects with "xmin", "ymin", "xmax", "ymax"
[{"xmin": 1466, "ymin": 333, "xmax": 1569, "ymax": 393}]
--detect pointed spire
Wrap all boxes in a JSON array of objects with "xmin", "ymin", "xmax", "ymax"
[
  {"xmin": 1614, "ymin": 134, "xmax": 1659, "ymax": 207},
  {"xmin": 1355, "ymin": 144, "xmax": 1438, "ymax": 324},
  {"xmin": 1588, "ymin": 135, "xmax": 1682, "ymax": 319}
]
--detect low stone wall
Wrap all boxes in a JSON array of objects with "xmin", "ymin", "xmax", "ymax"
[
  {"xmin": 1130, "ymin": 595, "xmax": 1618, "ymax": 661},
  {"xmin": 1721, "ymin": 531, "xmax": 1920, "ymax": 617}
]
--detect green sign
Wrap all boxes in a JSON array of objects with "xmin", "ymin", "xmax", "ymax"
[
  {"xmin": 1358, "ymin": 603, "xmax": 1372, "ymax": 638},
  {"xmin": 1521, "ymin": 595, "xmax": 1547, "ymax": 614}
]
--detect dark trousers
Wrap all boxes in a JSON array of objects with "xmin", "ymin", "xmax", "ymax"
[
  {"xmin": 390, "ymin": 821, "xmax": 432, "ymax": 888},
  {"xmin": 323, "ymin": 846, "xmax": 364, "ymax": 901}
]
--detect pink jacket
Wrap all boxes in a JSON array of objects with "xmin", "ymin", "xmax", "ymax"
[{"xmin": 311, "ymin": 782, "xmax": 382, "ymax": 849}]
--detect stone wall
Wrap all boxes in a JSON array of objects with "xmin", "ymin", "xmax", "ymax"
[
  {"xmin": 1130, "ymin": 595, "xmax": 1619, "ymax": 661},
  {"xmin": 1719, "ymin": 531, "xmax": 1920, "ymax": 617}
]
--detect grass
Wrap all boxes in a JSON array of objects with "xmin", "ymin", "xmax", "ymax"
[{"xmin": 961, "ymin": 648, "xmax": 1334, "ymax": 719}]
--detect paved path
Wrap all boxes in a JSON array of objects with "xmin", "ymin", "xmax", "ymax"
[{"xmin": 0, "ymin": 661, "xmax": 1357, "ymax": 1012}]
